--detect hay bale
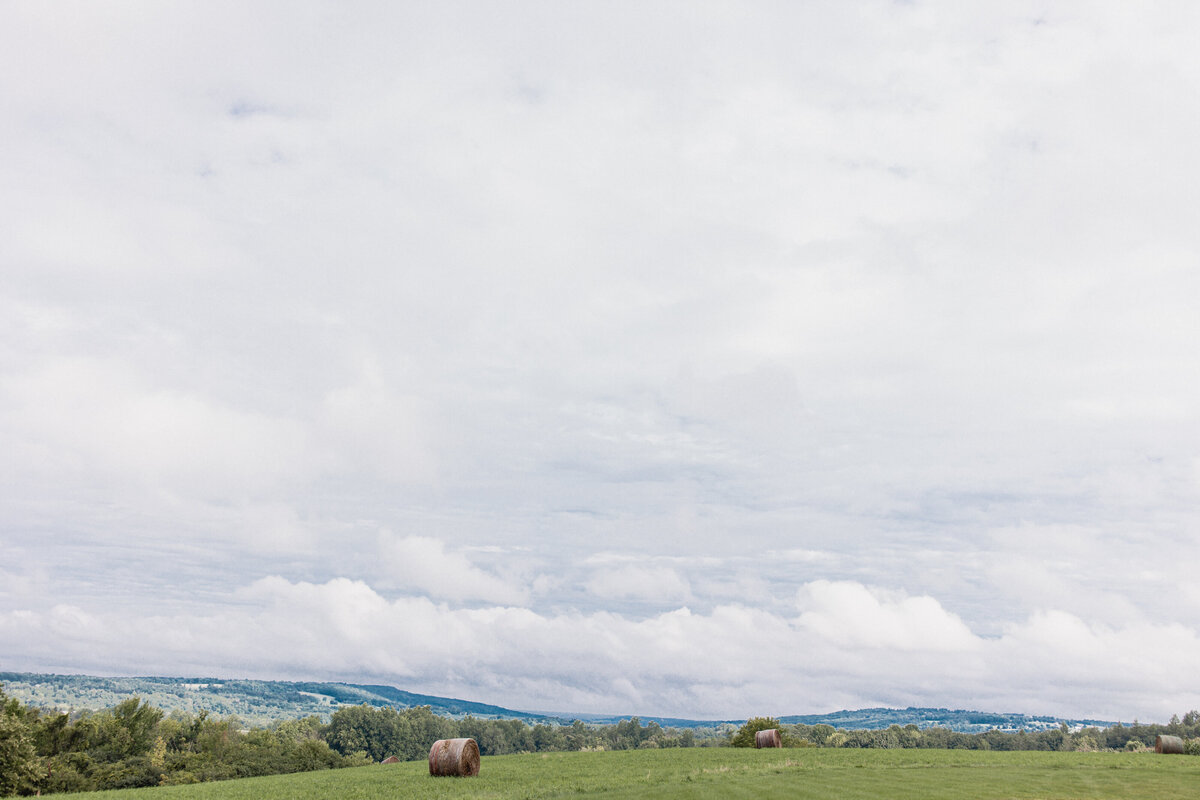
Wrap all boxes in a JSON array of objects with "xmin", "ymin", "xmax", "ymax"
[
  {"xmin": 428, "ymin": 738, "xmax": 481, "ymax": 777},
  {"xmin": 380, "ymin": 756, "xmax": 400, "ymax": 764},
  {"xmin": 755, "ymin": 729, "xmax": 782, "ymax": 748},
  {"xmin": 1156, "ymin": 734, "xmax": 1184, "ymax": 754}
]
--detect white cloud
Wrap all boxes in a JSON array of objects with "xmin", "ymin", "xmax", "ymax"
[
  {"xmin": 374, "ymin": 533, "xmax": 529, "ymax": 607},
  {"xmin": 5, "ymin": 577, "xmax": 1200, "ymax": 722},
  {"xmin": 584, "ymin": 565, "xmax": 693, "ymax": 605},
  {"xmin": 1, "ymin": 356, "xmax": 314, "ymax": 500},
  {"xmin": 318, "ymin": 352, "xmax": 438, "ymax": 486},
  {"xmin": 796, "ymin": 581, "xmax": 979, "ymax": 653}
]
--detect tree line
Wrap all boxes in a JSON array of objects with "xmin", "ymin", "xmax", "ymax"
[
  {"xmin": 1, "ymin": 688, "xmax": 357, "ymax": 796},
  {"xmin": 731, "ymin": 714, "xmax": 1200, "ymax": 753}
]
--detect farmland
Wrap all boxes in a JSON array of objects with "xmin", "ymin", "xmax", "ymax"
[{"xmin": 59, "ymin": 747, "xmax": 1200, "ymax": 800}]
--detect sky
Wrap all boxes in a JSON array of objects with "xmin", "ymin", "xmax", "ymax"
[{"xmin": 3, "ymin": 1, "xmax": 1200, "ymax": 723}]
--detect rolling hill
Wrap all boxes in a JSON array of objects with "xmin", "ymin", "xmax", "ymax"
[{"xmin": 0, "ymin": 671, "xmax": 1115, "ymax": 732}]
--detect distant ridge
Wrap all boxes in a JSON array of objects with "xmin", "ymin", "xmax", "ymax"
[
  {"xmin": 0, "ymin": 672, "xmax": 553, "ymax": 727},
  {"xmin": 778, "ymin": 707, "xmax": 1115, "ymax": 733},
  {"xmin": 0, "ymin": 671, "xmax": 1116, "ymax": 731}
]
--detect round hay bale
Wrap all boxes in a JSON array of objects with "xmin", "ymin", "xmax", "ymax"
[
  {"xmin": 428, "ymin": 738, "xmax": 481, "ymax": 777},
  {"xmin": 380, "ymin": 755, "xmax": 400, "ymax": 764},
  {"xmin": 755, "ymin": 729, "xmax": 782, "ymax": 748},
  {"xmin": 1156, "ymin": 734, "xmax": 1184, "ymax": 754}
]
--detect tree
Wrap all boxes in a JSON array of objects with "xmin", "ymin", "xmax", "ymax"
[
  {"xmin": 564, "ymin": 720, "xmax": 592, "ymax": 751},
  {"xmin": 0, "ymin": 689, "xmax": 41, "ymax": 797},
  {"xmin": 108, "ymin": 698, "xmax": 165, "ymax": 759},
  {"xmin": 325, "ymin": 705, "xmax": 392, "ymax": 761},
  {"xmin": 325, "ymin": 705, "xmax": 452, "ymax": 763},
  {"xmin": 729, "ymin": 717, "xmax": 784, "ymax": 748}
]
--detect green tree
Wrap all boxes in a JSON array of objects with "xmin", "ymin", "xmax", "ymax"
[
  {"xmin": 606, "ymin": 718, "xmax": 652, "ymax": 750},
  {"xmin": 454, "ymin": 716, "xmax": 498, "ymax": 755},
  {"xmin": 325, "ymin": 705, "xmax": 384, "ymax": 760},
  {"xmin": 531, "ymin": 723, "xmax": 566, "ymax": 752},
  {"xmin": 0, "ymin": 689, "xmax": 41, "ymax": 797},
  {"xmin": 564, "ymin": 720, "xmax": 592, "ymax": 751},
  {"xmin": 271, "ymin": 716, "xmax": 324, "ymax": 744},
  {"xmin": 730, "ymin": 717, "xmax": 784, "ymax": 748},
  {"xmin": 108, "ymin": 698, "xmax": 165, "ymax": 759},
  {"xmin": 325, "ymin": 705, "xmax": 451, "ymax": 762},
  {"xmin": 398, "ymin": 706, "xmax": 453, "ymax": 759}
]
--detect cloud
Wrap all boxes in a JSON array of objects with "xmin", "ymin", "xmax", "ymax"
[
  {"xmin": 318, "ymin": 352, "xmax": 438, "ymax": 486},
  {"xmin": 374, "ymin": 533, "xmax": 529, "ymax": 607},
  {"xmin": 6, "ymin": 577, "xmax": 1200, "ymax": 721},
  {"xmin": 796, "ymin": 580, "xmax": 978, "ymax": 653},
  {"xmin": 1, "ymin": 356, "xmax": 314, "ymax": 500},
  {"xmin": 584, "ymin": 565, "xmax": 693, "ymax": 605}
]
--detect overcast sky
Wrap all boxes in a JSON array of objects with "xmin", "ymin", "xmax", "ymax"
[{"xmin": 4, "ymin": 1, "xmax": 1200, "ymax": 723}]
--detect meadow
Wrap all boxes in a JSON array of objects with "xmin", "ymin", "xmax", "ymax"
[{"xmin": 61, "ymin": 747, "xmax": 1200, "ymax": 800}]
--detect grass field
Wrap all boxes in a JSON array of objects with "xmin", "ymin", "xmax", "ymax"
[{"xmin": 64, "ymin": 748, "xmax": 1200, "ymax": 799}]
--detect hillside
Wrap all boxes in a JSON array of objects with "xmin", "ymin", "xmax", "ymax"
[
  {"xmin": 0, "ymin": 671, "xmax": 1116, "ymax": 731},
  {"xmin": 0, "ymin": 671, "xmax": 555, "ymax": 727}
]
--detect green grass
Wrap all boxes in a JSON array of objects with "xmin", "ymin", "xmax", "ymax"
[{"xmin": 61, "ymin": 748, "xmax": 1200, "ymax": 799}]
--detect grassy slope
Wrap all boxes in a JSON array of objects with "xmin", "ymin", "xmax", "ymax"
[{"xmin": 63, "ymin": 748, "xmax": 1200, "ymax": 800}]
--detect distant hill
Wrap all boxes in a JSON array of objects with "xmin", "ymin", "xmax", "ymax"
[
  {"xmin": 0, "ymin": 672, "xmax": 556, "ymax": 727},
  {"xmin": 572, "ymin": 707, "xmax": 1115, "ymax": 732},
  {"xmin": 778, "ymin": 707, "xmax": 1115, "ymax": 733},
  {"xmin": 0, "ymin": 671, "xmax": 1116, "ymax": 732}
]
